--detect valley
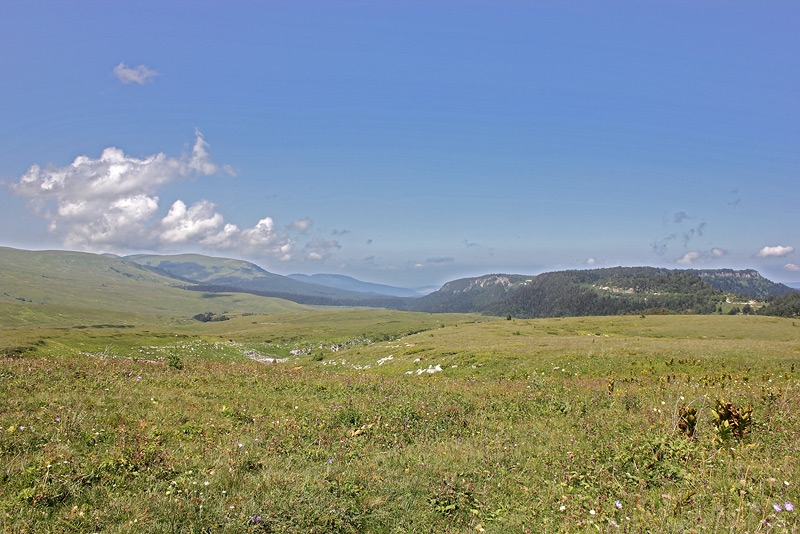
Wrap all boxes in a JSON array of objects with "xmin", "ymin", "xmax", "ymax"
[{"xmin": 0, "ymin": 246, "xmax": 798, "ymax": 532}]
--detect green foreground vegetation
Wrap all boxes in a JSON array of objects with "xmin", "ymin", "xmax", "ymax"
[{"xmin": 1, "ymin": 311, "xmax": 799, "ymax": 533}]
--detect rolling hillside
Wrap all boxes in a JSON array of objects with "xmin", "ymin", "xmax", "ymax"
[
  {"xmin": 2, "ymin": 247, "xmax": 794, "ymax": 322},
  {"xmin": 124, "ymin": 253, "xmax": 395, "ymax": 302},
  {"xmin": 0, "ymin": 247, "xmax": 310, "ymax": 325}
]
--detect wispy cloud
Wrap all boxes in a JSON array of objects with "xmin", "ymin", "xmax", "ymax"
[
  {"xmin": 674, "ymin": 211, "xmax": 691, "ymax": 223},
  {"xmin": 289, "ymin": 218, "xmax": 313, "ymax": 233},
  {"xmin": 426, "ymin": 257, "xmax": 455, "ymax": 264},
  {"xmin": 304, "ymin": 238, "xmax": 340, "ymax": 261},
  {"xmin": 756, "ymin": 245, "xmax": 795, "ymax": 258},
  {"xmin": 113, "ymin": 62, "xmax": 157, "ymax": 84},
  {"xmin": 728, "ymin": 189, "xmax": 742, "ymax": 208},
  {"xmin": 652, "ymin": 211, "xmax": 706, "ymax": 256},
  {"xmin": 10, "ymin": 132, "xmax": 294, "ymax": 260},
  {"xmin": 785, "ymin": 264, "xmax": 800, "ymax": 272}
]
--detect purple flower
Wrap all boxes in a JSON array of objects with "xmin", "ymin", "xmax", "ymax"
[
  {"xmin": 773, "ymin": 503, "xmax": 783, "ymax": 512},
  {"xmin": 615, "ymin": 500, "xmax": 623, "ymax": 509},
  {"xmin": 785, "ymin": 502, "xmax": 794, "ymax": 512},
  {"xmin": 328, "ymin": 459, "xmax": 333, "ymax": 464}
]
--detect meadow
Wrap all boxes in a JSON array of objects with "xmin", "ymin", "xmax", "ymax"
[{"xmin": 1, "ymin": 311, "xmax": 798, "ymax": 533}]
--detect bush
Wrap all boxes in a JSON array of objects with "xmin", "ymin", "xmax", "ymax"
[
  {"xmin": 166, "ymin": 352, "xmax": 184, "ymax": 370},
  {"xmin": 192, "ymin": 312, "xmax": 230, "ymax": 322}
]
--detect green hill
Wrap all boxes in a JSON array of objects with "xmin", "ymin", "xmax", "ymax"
[
  {"xmin": 0, "ymin": 247, "xmax": 310, "ymax": 325},
  {"xmin": 410, "ymin": 267, "xmax": 789, "ymax": 318},
  {"xmin": 689, "ymin": 268, "xmax": 795, "ymax": 298},
  {"xmin": 124, "ymin": 253, "xmax": 402, "ymax": 303}
]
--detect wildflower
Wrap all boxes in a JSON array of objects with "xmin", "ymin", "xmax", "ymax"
[
  {"xmin": 615, "ymin": 500, "xmax": 623, "ymax": 509},
  {"xmin": 785, "ymin": 502, "xmax": 794, "ymax": 512},
  {"xmin": 328, "ymin": 459, "xmax": 333, "ymax": 464},
  {"xmin": 559, "ymin": 505, "xmax": 566, "ymax": 511},
  {"xmin": 589, "ymin": 509, "xmax": 596, "ymax": 515},
  {"xmin": 773, "ymin": 503, "xmax": 783, "ymax": 512}
]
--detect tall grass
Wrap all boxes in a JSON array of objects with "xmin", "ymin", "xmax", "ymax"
[{"xmin": 1, "ymin": 314, "xmax": 798, "ymax": 532}]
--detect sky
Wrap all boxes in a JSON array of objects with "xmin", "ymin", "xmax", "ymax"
[{"xmin": 1, "ymin": 1, "xmax": 798, "ymax": 288}]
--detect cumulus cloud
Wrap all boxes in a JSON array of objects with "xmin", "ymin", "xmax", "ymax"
[
  {"xmin": 756, "ymin": 245, "xmax": 795, "ymax": 258},
  {"xmin": 10, "ymin": 133, "xmax": 294, "ymax": 260},
  {"xmin": 159, "ymin": 200, "xmax": 223, "ymax": 244},
  {"xmin": 677, "ymin": 251, "xmax": 702, "ymax": 265},
  {"xmin": 113, "ymin": 62, "xmax": 157, "ymax": 84},
  {"xmin": 676, "ymin": 248, "xmax": 726, "ymax": 265},
  {"xmin": 289, "ymin": 218, "xmax": 313, "ymax": 233},
  {"xmin": 785, "ymin": 264, "xmax": 800, "ymax": 272}
]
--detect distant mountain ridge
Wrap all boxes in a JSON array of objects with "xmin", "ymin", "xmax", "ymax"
[
  {"xmin": 288, "ymin": 273, "xmax": 419, "ymax": 298},
  {"xmin": 124, "ymin": 254, "xmax": 383, "ymax": 301},
  {"xmin": 1, "ymin": 247, "xmax": 795, "ymax": 320},
  {"xmin": 408, "ymin": 267, "xmax": 795, "ymax": 318}
]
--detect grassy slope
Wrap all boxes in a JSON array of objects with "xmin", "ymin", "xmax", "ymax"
[
  {"xmin": 123, "ymin": 253, "xmax": 274, "ymax": 282},
  {"xmin": 124, "ymin": 252, "xmax": 374, "ymax": 299},
  {"xmin": 0, "ymin": 247, "xmax": 312, "ymax": 326},
  {"xmin": 1, "ymin": 313, "xmax": 798, "ymax": 532}
]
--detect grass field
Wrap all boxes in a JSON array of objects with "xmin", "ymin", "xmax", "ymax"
[{"xmin": 1, "ymin": 312, "xmax": 799, "ymax": 532}]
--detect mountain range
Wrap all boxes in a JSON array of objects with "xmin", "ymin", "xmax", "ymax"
[{"xmin": 0, "ymin": 247, "xmax": 795, "ymax": 322}]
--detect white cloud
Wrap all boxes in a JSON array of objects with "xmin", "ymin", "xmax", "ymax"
[
  {"xmin": 289, "ymin": 218, "xmax": 313, "ymax": 233},
  {"xmin": 676, "ymin": 248, "xmax": 728, "ymax": 265},
  {"xmin": 677, "ymin": 251, "xmax": 702, "ymax": 265},
  {"xmin": 203, "ymin": 217, "xmax": 294, "ymax": 260},
  {"xmin": 757, "ymin": 245, "xmax": 795, "ymax": 258},
  {"xmin": 785, "ymin": 263, "xmax": 800, "ymax": 272},
  {"xmin": 10, "ymin": 133, "xmax": 295, "ymax": 260},
  {"xmin": 160, "ymin": 200, "xmax": 224, "ymax": 244},
  {"xmin": 113, "ymin": 62, "xmax": 157, "ymax": 84}
]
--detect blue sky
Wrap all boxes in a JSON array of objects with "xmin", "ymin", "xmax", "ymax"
[{"xmin": 1, "ymin": 1, "xmax": 798, "ymax": 287}]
